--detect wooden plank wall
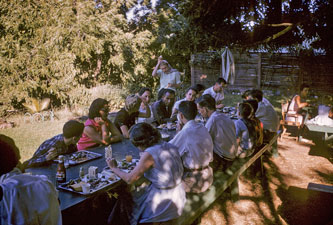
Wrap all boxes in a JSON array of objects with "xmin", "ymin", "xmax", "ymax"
[{"xmin": 191, "ymin": 51, "xmax": 333, "ymax": 94}]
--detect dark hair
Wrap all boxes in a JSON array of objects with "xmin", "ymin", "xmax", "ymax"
[
  {"xmin": 216, "ymin": 77, "xmax": 227, "ymax": 85},
  {"xmin": 243, "ymin": 99, "xmax": 258, "ymax": 113},
  {"xmin": 162, "ymin": 89, "xmax": 175, "ymax": 97},
  {"xmin": 178, "ymin": 101, "xmax": 198, "ymax": 120},
  {"xmin": 239, "ymin": 102, "xmax": 254, "ymax": 119},
  {"xmin": 196, "ymin": 94, "xmax": 216, "ymax": 111},
  {"xmin": 249, "ymin": 89, "xmax": 263, "ymax": 102},
  {"xmin": 88, "ymin": 98, "xmax": 108, "ymax": 119},
  {"xmin": 241, "ymin": 90, "xmax": 252, "ymax": 100},
  {"xmin": 300, "ymin": 84, "xmax": 310, "ymax": 92},
  {"xmin": 129, "ymin": 123, "xmax": 161, "ymax": 149},
  {"xmin": 0, "ymin": 135, "xmax": 20, "ymax": 175},
  {"xmin": 194, "ymin": 84, "xmax": 206, "ymax": 93},
  {"xmin": 186, "ymin": 86, "xmax": 198, "ymax": 95},
  {"xmin": 138, "ymin": 87, "xmax": 152, "ymax": 97},
  {"xmin": 63, "ymin": 120, "xmax": 84, "ymax": 138}
]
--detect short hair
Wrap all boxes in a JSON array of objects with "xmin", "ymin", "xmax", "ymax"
[
  {"xmin": 0, "ymin": 135, "xmax": 20, "ymax": 175},
  {"xmin": 186, "ymin": 86, "xmax": 198, "ymax": 95},
  {"xmin": 216, "ymin": 77, "xmax": 227, "ymax": 85},
  {"xmin": 300, "ymin": 84, "xmax": 310, "ymax": 92},
  {"xmin": 88, "ymin": 98, "xmax": 108, "ymax": 119},
  {"xmin": 129, "ymin": 123, "xmax": 161, "ymax": 149},
  {"xmin": 63, "ymin": 120, "xmax": 84, "ymax": 138},
  {"xmin": 125, "ymin": 94, "xmax": 142, "ymax": 112},
  {"xmin": 241, "ymin": 90, "xmax": 252, "ymax": 100},
  {"xmin": 193, "ymin": 84, "xmax": 206, "ymax": 93},
  {"xmin": 249, "ymin": 89, "xmax": 263, "ymax": 102},
  {"xmin": 243, "ymin": 99, "xmax": 258, "ymax": 113},
  {"xmin": 196, "ymin": 94, "xmax": 216, "ymax": 111},
  {"xmin": 138, "ymin": 87, "xmax": 152, "ymax": 97},
  {"xmin": 178, "ymin": 101, "xmax": 198, "ymax": 120},
  {"xmin": 239, "ymin": 102, "xmax": 254, "ymax": 119}
]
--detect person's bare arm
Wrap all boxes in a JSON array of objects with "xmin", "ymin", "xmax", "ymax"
[
  {"xmin": 152, "ymin": 56, "xmax": 162, "ymax": 77},
  {"xmin": 106, "ymin": 152, "xmax": 154, "ymax": 185},
  {"xmin": 295, "ymin": 95, "xmax": 308, "ymax": 109},
  {"xmin": 108, "ymin": 121, "xmax": 122, "ymax": 143},
  {"xmin": 83, "ymin": 126, "xmax": 106, "ymax": 145},
  {"xmin": 119, "ymin": 125, "xmax": 130, "ymax": 139}
]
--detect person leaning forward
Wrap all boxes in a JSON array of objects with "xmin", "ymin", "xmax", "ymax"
[
  {"xmin": 169, "ymin": 101, "xmax": 214, "ymax": 193},
  {"xmin": 196, "ymin": 94, "xmax": 238, "ymax": 171}
]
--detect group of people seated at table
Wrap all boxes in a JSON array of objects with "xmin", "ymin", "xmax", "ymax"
[{"xmin": 1, "ymin": 73, "xmax": 286, "ymax": 224}]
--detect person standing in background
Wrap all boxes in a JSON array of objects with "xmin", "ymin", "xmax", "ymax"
[{"xmin": 152, "ymin": 56, "xmax": 181, "ymax": 100}]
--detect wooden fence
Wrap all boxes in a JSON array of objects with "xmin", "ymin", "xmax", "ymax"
[{"xmin": 190, "ymin": 50, "xmax": 333, "ymax": 95}]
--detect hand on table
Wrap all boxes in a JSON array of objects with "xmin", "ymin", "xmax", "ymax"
[
  {"xmin": 106, "ymin": 157, "xmax": 118, "ymax": 169},
  {"xmin": 45, "ymin": 147, "xmax": 58, "ymax": 161},
  {"xmin": 95, "ymin": 117, "xmax": 105, "ymax": 125}
]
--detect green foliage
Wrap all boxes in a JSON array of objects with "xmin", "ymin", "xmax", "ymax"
[{"xmin": 0, "ymin": 0, "xmax": 156, "ymax": 115}]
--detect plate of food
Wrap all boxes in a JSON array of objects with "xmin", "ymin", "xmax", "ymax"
[
  {"xmin": 67, "ymin": 151, "xmax": 102, "ymax": 165},
  {"xmin": 57, "ymin": 172, "xmax": 120, "ymax": 195},
  {"xmin": 157, "ymin": 123, "xmax": 177, "ymax": 130},
  {"xmin": 104, "ymin": 158, "xmax": 139, "ymax": 173}
]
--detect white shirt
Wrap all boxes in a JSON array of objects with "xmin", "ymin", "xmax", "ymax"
[
  {"xmin": 205, "ymin": 111, "xmax": 238, "ymax": 160},
  {"xmin": 157, "ymin": 69, "xmax": 181, "ymax": 91},
  {"xmin": 203, "ymin": 86, "xmax": 224, "ymax": 103},
  {"xmin": 172, "ymin": 98, "xmax": 186, "ymax": 113},
  {"xmin": 256, "ymin": 101, "xmax": 280, "ymax": 132},
  {"xmin": 262, "ymin": 97, "xmax": 273, "ymax": 108},
  {"xmin": 169, "ymin": 120, "xmax": 213, "ymax": 169},
  {"xmin": 0, "ymin": 168, "xmax": 62, "ymax": 225},
  {"xmin": 137, "ymin": 105, "xmax": 154, "ymax": 124}
]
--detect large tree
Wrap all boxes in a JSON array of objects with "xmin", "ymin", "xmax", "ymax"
[{"xmin": 0, "ymin": 0, "xmax": 156, "ymax": 112}]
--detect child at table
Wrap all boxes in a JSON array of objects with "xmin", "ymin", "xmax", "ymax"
[
  {"xmin": 23, "ymin": 120, "xmax": 84, "ymax": 168},
  {"xmin": 234, "ymin": 102, "xmax": 263, "ymax": 158}
]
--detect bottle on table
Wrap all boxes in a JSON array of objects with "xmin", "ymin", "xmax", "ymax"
[
  {"xmin": 79, "ymin": 167, "xmax": 85, "ymax": 180},
  {"xmin": 56, "ymin": 155, "xmax": 66, "ymax": 184}
]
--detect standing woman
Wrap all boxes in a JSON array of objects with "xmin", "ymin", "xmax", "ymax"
[
  {"xmin": 152, "ymin": 56, "xmax": 181, "ymax": 100},
  {"xmin": 106, "ymin": 123, "xmax": 186, "ymax": 225},
  {"xmin": 77, "ymin": 98, "xmax": 122, "ymax": 150}
]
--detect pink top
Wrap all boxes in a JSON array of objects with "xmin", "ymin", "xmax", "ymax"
[{"xmin": 77, "ymin": 118, "xmax": 106, "ymax": 150}]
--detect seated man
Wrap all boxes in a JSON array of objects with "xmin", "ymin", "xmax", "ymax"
[
  {"xmin": 0, "ymin": 135, "xmax": 62, "ymax": 225},
  {"xmin": 169, "ymin": 101, "xmax": 214, "ymax": 193},
  {"xmin": 286, "ymin": 84, "xmax": 310, "ymax": 124},
  {"xmin": 171, "ymin": 86, "xmax": 198, "ymax": 120},
  {"xmin": 152, "ymin": 88, "xmax": 175, "ymax": 125},
  {"xmin": 114, "ymin": 94, "xmax": 151, "ymax": 138},
  {"xmin": 196, "ymin": 94, "xmax": 238, "ymax": 171},
  {"xmin": 248, "ymin": 89, "xmax": 279, "ymax": 156},
  {"xmin": 24, "ymin": 120, "xmax": 84, "ymax": 168},
  {"xmin": 202, "ymin": 77, "xmax": 228, "ymax": 109}
]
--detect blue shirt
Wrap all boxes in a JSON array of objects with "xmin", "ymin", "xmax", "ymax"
[{"xmin": 24, "ymin": 134, "xmax": 76, "ymax": 168}]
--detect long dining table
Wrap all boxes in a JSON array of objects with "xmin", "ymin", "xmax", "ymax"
[{"xmin": 26, "ymin": 139, "xmax": 140, "ymax": 224}]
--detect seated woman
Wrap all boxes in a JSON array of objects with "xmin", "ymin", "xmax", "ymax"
[
  {"xmin": 286, "ymin": 84, "xmax": 310, "ymax": 124},
  {"xmin": 234, "ymin": 102, "xmax": 263, "ymax": 158},
  {"xmin": 106, "ymin": 123, "xmax": 186, "ymax": 225},
  {"xmin": 77, "ymin": 98, "xmax": 122, "ymax": 150},
  {"xmin": 114, "ymin": 94, "xmax": 151, "ymax": 138},
  {"xmin": 137, "ymin": 87, "xmax": 154, "ymax": 124},
  {"xmin": 170, "ymin": 86, "xmax": 197, "ymax": 120}
]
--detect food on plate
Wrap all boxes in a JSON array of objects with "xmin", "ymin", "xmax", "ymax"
[
  {"xmin": 69, "ymin": 182, "xmax": 83, "ymax": 192},
  {"xmin": 125, "ymin": 154, "xmax": 132, "ymax": 162}
]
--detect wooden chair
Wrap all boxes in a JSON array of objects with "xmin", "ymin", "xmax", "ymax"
[{"xmin": 280, "ymin": 102, "xmax": 302, "ymax": 141}]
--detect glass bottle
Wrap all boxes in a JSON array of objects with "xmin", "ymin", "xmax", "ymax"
[{"xmin": 56, "ymin": 155, "xmax": 66, "ymax": 184}]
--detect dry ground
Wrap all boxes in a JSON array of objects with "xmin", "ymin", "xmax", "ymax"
[{"xmin": 197, "ymin": 138, "xmax": 333, "ymax": 225}]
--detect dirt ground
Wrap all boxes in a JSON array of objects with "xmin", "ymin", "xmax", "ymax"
[{"xmin": 197, "ymin": 137, "xmax": 333, "ymax": 225}]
